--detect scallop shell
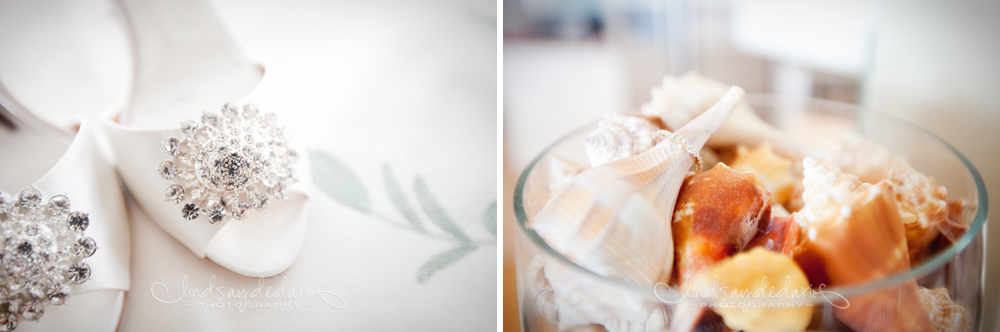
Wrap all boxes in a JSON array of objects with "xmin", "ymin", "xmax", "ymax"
[
  {"xmin": 791, "ymin": 158, "xmax": 934, "ymax": 332},
  {"xmin": 583, "ymin": 114, "xmax": 661, "ymax": 167},
  {"xmin": 918, "ymin": 287, "xmax": 970, "ymax": 332},
  {"xmin": 691, "ymin": 248, "xmax": 812, "ymax": 332},
  {"xmin": 529, "ymin": 86, "xmax": 746, "ymax": 288},
  {"xmin": 669, "ymin": 162, "xmax": 771, "ymax": 332},
  {"xmin": 641, "ymin": 71, "xmax": 830, "ymax": 159},
  {"xmin": 730, "ymin": 143, "xmax": 796, "ymax": 206}
]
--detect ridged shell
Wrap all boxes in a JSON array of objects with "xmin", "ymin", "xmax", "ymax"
[
  {"xmin": 641, "ymin": 71, "xmax": 829, "ymax": 159},
  {"xmin": 791, "ymin": 158, "xmax": 933, "ymax": 332},
  {"xmin": 730, "ymin": 143, "xmax": 796, "ymax": 206},
  {"xmin": 528, "ymin": 86, "xmax": 746, "ymax": 330},
  {"xmin": 918, "ymin": 287, "xmax": 970, "ymax": 332},
  {"xmin": 583, "ymin": 114, "xmax": 660, "ymax": 167},
  {"xmin": 529, "ymin": 86, "xmax": 745, "ymax": 288}
]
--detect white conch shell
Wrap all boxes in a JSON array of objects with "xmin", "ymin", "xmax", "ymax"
[
  {"xmin": 583, "ymin": 114, "xmax": 660, "ymax": 167},
  {"xmin": 642, "ymin": 71, "xmax": 830, "ymax": 160},
  {"xmin": 529, "ymin": 86, "xmax": 744, "ymax": 288}
]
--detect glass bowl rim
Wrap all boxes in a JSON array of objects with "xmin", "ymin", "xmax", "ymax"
[{"xmin": 513, "ymin": 93, "xmax": 989, "ymax": 300}]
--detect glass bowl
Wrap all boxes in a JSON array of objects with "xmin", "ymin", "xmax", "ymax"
[{"xmin": 513, "ymin": 94, "xmax": 987, "ymax": 331}]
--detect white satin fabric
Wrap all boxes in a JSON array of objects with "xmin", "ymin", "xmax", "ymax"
[
  {"xmin": 100, "ymin": 69, "xmax": 312, "ymax": 278},
  {"xmin": 3, "ymin": 121, "xmax": 130, "ymax": 332}
]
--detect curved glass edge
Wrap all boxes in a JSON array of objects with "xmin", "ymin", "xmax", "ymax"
[{"xmin": 512, "ymin": 95, "xmax": 989, "ymax": 302}]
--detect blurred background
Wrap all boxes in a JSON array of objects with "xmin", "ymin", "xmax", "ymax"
[{"xmin": 503, "ymin": 0, "xmax": 1000, "ymax": 330}]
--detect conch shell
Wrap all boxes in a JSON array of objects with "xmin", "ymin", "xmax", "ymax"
[
  {"xmin": 691, "ymin": 247, "xmax": 813, "ymax": 332},
  {"xmin": 887, "ymin": 156, "xmax": 967, "ymax": 264},
  {"xmin": 918, "ymin": 287, "xmax": 970, "ymax": 332},
  {"xmin": 583, "ymin": 114, "xmax": 661, "ymax": 167},
  {"xmin": 730, "ymin": 143, "xmax": 797, "ymax": 206},
  {"xmin": 672, "ymin": 162, "xmax": 772, "ymax": 284},
  {"xmin": 641, "ymin": 71, "xmax": 829, "ymax": 159},
  {"xmin": 669, "ymin": 163, "xmax": 771, "ymax": 332},
  {"xmin": 791, "ymin": 158, "xmax": 934, "ymax": 332},
  {"xmin": 837, "ymin": 133, "xmax": 969, "ymax": 264},
  {"xmin": 528, "ymin": 86, "xmax": 746, "ymax": 329}
]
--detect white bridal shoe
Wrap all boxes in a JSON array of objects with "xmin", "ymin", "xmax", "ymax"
[
  {"xmin": 0, "ymin": 86, "xmax": 129, "ymax": 331},
  {"xmin": 100, "ymin": 0, "xmax": 311, "ymax": 277}
]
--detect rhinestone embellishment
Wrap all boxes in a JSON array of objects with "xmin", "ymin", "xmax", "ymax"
[
  {"xmin": 158, "ymin": 103, "xmax": 298, "ymax": 224},
  {"xmin": 0, "ymin": 188, "xmax": 96, "ymax": 330}
]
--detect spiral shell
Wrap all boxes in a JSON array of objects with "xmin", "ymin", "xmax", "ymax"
[{"xmin": 583, "ymin": 114, "xmax": 660, "ymax": 167}]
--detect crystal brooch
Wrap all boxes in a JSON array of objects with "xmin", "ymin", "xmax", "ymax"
[
  {"xmin": 158, "ymin": 103, "xmax": 299, "ymax": 225},
  {"xmin": 0, "ymin": 188, "xmax": 96, "ymax": 331}
]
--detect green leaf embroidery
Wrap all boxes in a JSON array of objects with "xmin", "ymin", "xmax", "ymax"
[
  {"xmin": 484, "ymin": 200, "xmax": 497, "ymax": 236},
  {"xmin": 417, "ymin": 243, "xmax": 476, "ymax": 283},
  {"xmin": 414, "ymin": 176, "xmax": 469, "ymax": 242},
  {"xmin": 310, "ymin": 150, "xmax": 373, "ymax": 214},
  {"xmin": 382, "ymin": 164, "xmax": 425, "ymax": 232}
]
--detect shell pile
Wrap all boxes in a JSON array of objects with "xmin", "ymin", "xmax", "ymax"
[
  {"xmin": 528, "ymin": 86, "xmax": 746, "ymax": 329},
  {"xmin": 524, "ymin": 72, "xmax": 975, "ymax": 332}
]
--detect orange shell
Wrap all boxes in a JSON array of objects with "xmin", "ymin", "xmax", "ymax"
[
  {"xmin": 672, "ymin": 162, "xmax": 772, "ymax": 285},
  {"xmin": 792, "ymin": 159, "xmax": 933, "ymax": 332}
]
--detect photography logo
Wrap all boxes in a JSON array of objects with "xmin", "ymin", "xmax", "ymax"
[{"xmin": 150, "ymin": 275, "xmax": 347, "ymax": 312}]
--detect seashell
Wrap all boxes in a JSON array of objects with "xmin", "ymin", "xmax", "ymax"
[
  {"xmin": 583, "ymin": 114, "xmax": 661, "ymax": 167},
  {"xmin": 548, "ymin": 155, "xmax": 588, "ymax": 198},
  {"xmin": 886, "ymin": 156, "xmax": 953, "ymax": 265},
  {"xmin": 528, "ymin": 86, "xmax": 746, "ymax": 330},
  {"xmin": 791, "ymin": 158, "xmax": 934, "ymax": 332},
  {"xmin": 641, "ymin": 71, "xmax": 830, "ymax": 160},
  {"xmin": 529, "ymin": 86, "xmax": 746, "ymax": 288},
  {"xmin": 746, "ymin": 214, "xmax": 801, "ymax": 255},
  {"xmin": 669, "ymin": 162, "xmax": 771, "ymax": 332},
  {"xmin": 730, "ymin": 143, "xmax": 797, "ymax": 206},
  {"xmin": 666, "ymin": 164, "xmax": 773, "ymax": 331},
  {"xmin": 918, "ymin": 287, "xmax": 970, "ymax": 332},
  {"xmin": 691, "ymin": 247, "xmax": 812, "ymax": 332},
  {"xmin": 535, "ymin": 253, "xmax": 670, "ymax": 331},
  {"xmin": 672, "ymin": 162, "xmax": 772, "ymax": 285}
]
